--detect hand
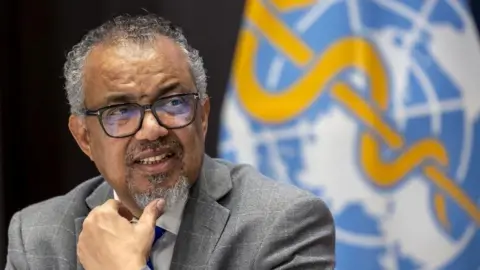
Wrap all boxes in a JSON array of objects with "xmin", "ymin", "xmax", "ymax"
[{"xmin": 77, "ymin": 199, "xmax": 165, "ymax": 270}]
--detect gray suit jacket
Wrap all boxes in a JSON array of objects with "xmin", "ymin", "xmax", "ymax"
[{"xmin": 5, "ymin": 155, "xmax": 335, "ymax": 270}]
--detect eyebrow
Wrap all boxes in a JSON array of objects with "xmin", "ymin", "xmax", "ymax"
[{"xmin": 104, "ymin": 83, "xmax": 181, "ymax": 105}]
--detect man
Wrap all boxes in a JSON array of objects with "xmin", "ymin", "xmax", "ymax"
[{"xmin": 5, "ymin": 14, "xmax": 335, "ymax": 270}]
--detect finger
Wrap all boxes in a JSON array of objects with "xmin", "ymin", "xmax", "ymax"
[{"xmin": 137, "ymin": 199, "xmax": 165, "ymax": 228}]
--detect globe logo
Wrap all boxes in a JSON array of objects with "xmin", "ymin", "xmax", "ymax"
[{"xmin": 219, "ymin": 0, "xmax": 480, "ymax": 269}]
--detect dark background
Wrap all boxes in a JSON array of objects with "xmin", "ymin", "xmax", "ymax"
[{"xmin": 1, "ymin": 0, "xmax": 480, "ymax": 267}]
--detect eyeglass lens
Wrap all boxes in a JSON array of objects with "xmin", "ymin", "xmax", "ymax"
[{"xmin": 101, "ymin": 95, "xmax": 196, "ymax": 137}]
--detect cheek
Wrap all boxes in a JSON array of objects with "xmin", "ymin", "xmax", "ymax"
[
  {"xmin": 175, "ymin": 125, "xmax": 204, "ymax": 177},
  {"xmin": 90, "ymin": 136, "xmax": 128, "ymax": 184}
]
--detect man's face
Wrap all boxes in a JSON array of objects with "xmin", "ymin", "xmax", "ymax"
[{"xmin": 69, "ymin": 36, "xmax": 210, "ymax": 216}]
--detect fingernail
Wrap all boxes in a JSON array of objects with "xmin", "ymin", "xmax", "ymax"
[{"xmin": 156, "ymin": 199, "xmax": 165, "ymax": 211}]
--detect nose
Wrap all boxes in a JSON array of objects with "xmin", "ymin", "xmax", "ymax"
[{"xmin": 134, "ymin": 111, "xmax": 168, "ymax": 141}]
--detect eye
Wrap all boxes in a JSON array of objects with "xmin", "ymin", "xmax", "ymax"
[
  {"xmin": 168, "ymin": 97, "xmax": 185, "ymax": 106},
  {"xmin": 104, "ymin": 105, "xmax": 137, "ymax": 120},
  {"xmin": 155, "ymin": 95, "xmax": 191, "ymax": 115},
  {"xmin": 110, "ymin": 107, "xmax": 128, "ymax": 115}
]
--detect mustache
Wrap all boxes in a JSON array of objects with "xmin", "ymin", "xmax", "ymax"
[{"xmin": 125, "ymin": 139, "xmax": 182, "ymax": 163}]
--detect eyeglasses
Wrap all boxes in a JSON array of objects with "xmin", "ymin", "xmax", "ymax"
[{"xmin": 83, "ymin": 93, "xmax": 200, "ymax": 138}]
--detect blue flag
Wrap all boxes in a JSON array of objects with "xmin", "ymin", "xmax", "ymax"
[{"xmin": 219, "ymin": 0, "xmax": 480, "ymax": 269}]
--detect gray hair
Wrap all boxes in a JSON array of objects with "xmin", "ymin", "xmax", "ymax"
[{"xmin": 63, "ymin": 14, "xmax": 208, "ymax": 115}]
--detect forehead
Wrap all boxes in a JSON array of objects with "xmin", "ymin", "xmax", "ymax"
[{"xmin": 82, "ymin": 35, "xmax": 193, "ymax": 106}]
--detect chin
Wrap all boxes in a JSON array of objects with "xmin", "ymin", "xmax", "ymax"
[{"xmin": 129, "ymin": 174, "xmax": 190, "ymax": 210}]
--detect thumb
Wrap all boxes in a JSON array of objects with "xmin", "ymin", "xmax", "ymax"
[{"xmin": 137, "ymin": 199, "xmax": 165, "ymax": 228}]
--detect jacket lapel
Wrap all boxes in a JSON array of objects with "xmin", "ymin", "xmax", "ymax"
[
  {"xmin": 75, "ymin": 180, "xmax": 113, "ymax": 270},
  {"xmin": 170, "ymin": 155, "xmax": 232, "ymax": 269}
]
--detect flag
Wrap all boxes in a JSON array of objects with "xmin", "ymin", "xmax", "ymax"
[{"xmin": 218, "ymin": 0, "xmax": 480, "ymax": 269}]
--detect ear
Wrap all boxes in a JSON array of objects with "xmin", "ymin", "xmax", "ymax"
[
  {"xmin": 68, "ymin": 115, "xmax": 94, "ymax": 161},
  {"xmin": 200, "ymin": 97, "xmax": 210, "ymax": 138}
]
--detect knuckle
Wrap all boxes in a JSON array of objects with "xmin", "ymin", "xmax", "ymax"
[
  {"xmin": 77, "ymin": 231, "xmax": 87, "ymax": 244},
  {"xmin": 90, "ymin": 205, "xmax": 110, "ymax": 217},
  {"xmin": 83, "ymin": 215, "xmax": 95, "ymax": 226}
]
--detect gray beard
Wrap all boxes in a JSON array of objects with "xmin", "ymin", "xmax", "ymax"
[{"xmin": 128, "ymin": 173, "xmax": 190, "ymax": 212}]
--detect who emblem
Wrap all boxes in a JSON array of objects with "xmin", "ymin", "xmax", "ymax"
[{"xmin": 219, "ymin": 0, "xmax": 480, "ymax": 269}]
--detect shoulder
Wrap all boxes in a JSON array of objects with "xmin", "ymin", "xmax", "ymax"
[
  {"xmin": 6, "ymin": 176, "xmax": 106, "ymax": 268},
  {"xmin": 8, "ymin": 176, "xmax": 105, "ymax": 241},
  {"xmin": 211, "ymin": 158, "xmax": 335, "ymax": 268},
  {"xmin": 214, "ymin": 158, "xmax": 331, "ymax": 216},
  {"xmin": 15, "ymin": 176, "xmax": 105, "ymax": 223}
]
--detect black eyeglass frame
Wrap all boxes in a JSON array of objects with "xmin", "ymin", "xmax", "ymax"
[{"xmin": 83, "ymin": 92, "xmax": 201, "ymax": 138}]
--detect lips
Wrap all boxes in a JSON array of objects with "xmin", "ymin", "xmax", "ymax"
[
  {"xmin": 132, "ymin": 147, "xmax": 175, "ymax": 163},
  {"xmin": 136, "ymin": 152, "xmax": 174, "ymax": 165},
  {"xmin": 131, "ymin": 148, "xmax": 178, "ymax": 175}
]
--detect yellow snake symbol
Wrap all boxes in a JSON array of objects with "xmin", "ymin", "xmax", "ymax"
[{"xmin": 232, "ymin": 0, "xmax": 480, "ymax": 229}]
